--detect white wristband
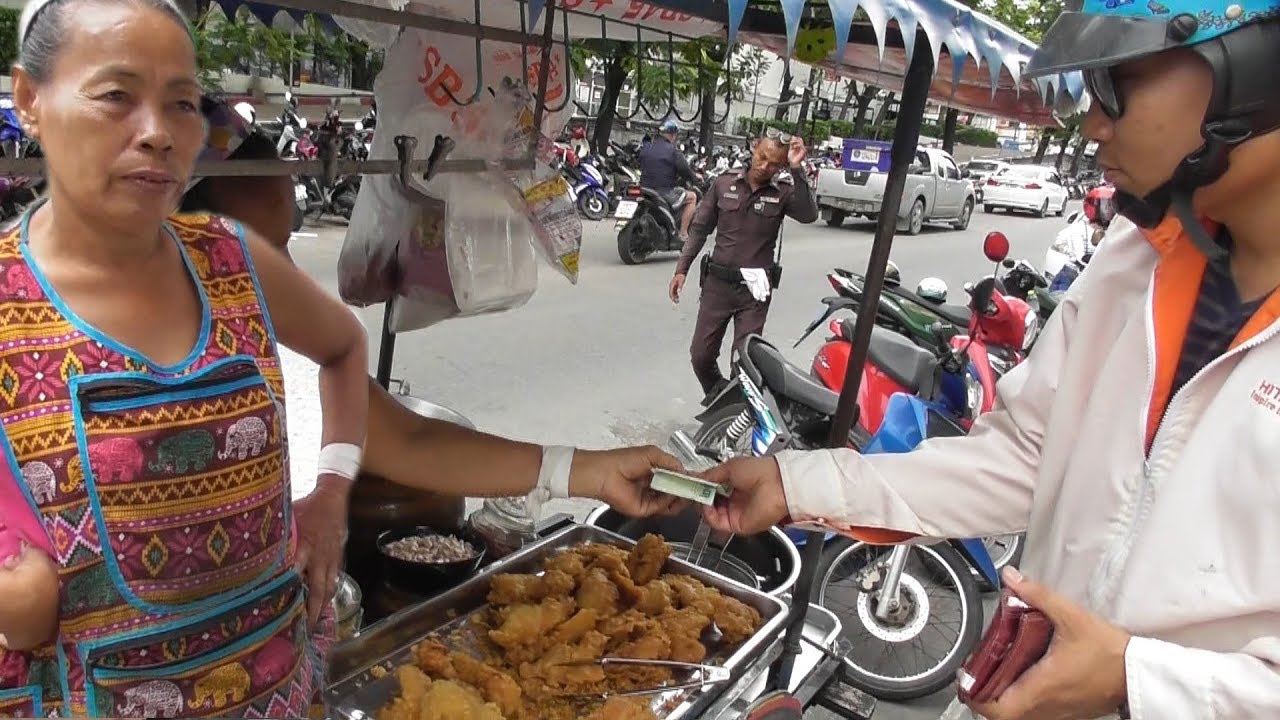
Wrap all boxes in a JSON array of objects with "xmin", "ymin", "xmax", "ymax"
[
  {"xmin": 526, "ymin": 445, "xmax": 575, "ymax": 520},
  {"xmin": 317, "ymin": 442, "xmax": 363, "ymax": 481}
]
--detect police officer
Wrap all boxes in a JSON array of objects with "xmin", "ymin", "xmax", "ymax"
[{"xmin": 669, "ymin": 131, "xmax": 819, "ymax": 404}]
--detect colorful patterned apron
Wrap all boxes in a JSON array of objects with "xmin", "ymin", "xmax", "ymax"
[{"xmin": 0, "ymin": 210, "xmax": 327, "ymax": 718}]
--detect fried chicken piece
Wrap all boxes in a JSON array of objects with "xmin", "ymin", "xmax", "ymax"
[
  {"xmin": 576, "ymin": 567, "xmax": 621, "ymax": 616},
  {"xmin": 596, "ymin": 609, "xmax": 648, "ymax": 639},
  {"xmin": 626, "ymin": 534, "xmax": 670, "ymax": 586},
  {"xmin": 613, "ymin": 622, "xmax": 671, "ymax": 660},
  {"xmin": 487, "ymin": 570, "xmax": 576, "ymax": 606},
  {"xmin": 633, "ymin": 579, "xmax": 673, "ymax": 616},
  {"xmin": 578, "ymin": 543, "xmax": 631, "ymax": 565},
  {"xmin": 377, "ymin": 665, "xmax": 431, "ymax": 720},
  {"xmin": 412, "ymin": 638, "xmax": 457, "ymax": 678},
  {"xmin": 489, "ymin": 597, "xmax": 577, "ymax": 650},
  {"xmin": 551, "ymin": 608, "xmax": 599, "ymax": 645},
  {"xmin": 416, "ymin": 678, "xmax": 505, "ymax": 720},
  {"xmin": 452, "ymin": 652, "xmax": 523, "ymax": 716},
  {"xmin": 585, "ymin": 696, "xmax": 659, "ymax": 720},
  {"xmin": 711, "ymin": 594, "xmax": 762, "ymax": 645},
  {"xmin": 665, "ymin": 574, "xmax": 717, "ymax": 616},
  {"xmin": 659, "ymin": 608, "xmax": 712, "ymax": 663},
  {"xmin": 518, "ymin": 630, "xmax": 611, "ymax": 691},
  {"xmin": 542, "ymin": 549, "xmax": 587, "ymax": 580}
]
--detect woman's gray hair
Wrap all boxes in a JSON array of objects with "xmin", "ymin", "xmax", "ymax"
[{"xmin": 18, "ymin": 0, "xmax": 193, "ymax": 83}]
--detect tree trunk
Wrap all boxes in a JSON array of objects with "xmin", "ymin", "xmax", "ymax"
[
  {"xmin": 1069, "ymin": 136, "xmax": 1090, "ymax": 175},
  {"xmin": 1033, "ymin": 132, "xmax": 1053, "ymax": 163},
  {"xmin": 774, "ymin": 64, "xmax": 794, "ymax": 120},
  {"xmin": 871, "ymin": 92, "xmax": 896, "ymax": 127},
  {"xmin": 837, "ymin": 81, "xmax": 858, "ymax": 121},
  {"xmin": 852, "ymin": 84, "xmax": 877, "ymax": 136},
  {"xmin": 795, "ymin": 67, "xmax": 820, "ymax": 128},
  {"xmin": 698, "ymin": 88, "xmax": 716, "ymax": 155},
  {"xmin": 942, "ymin": 108, "xmax": 959, "ymax": 154},
  {"xmin": 589, "ymin": 54, "xmax": 628, "ymax": 156},
  {"xmin": 1055, "ymin": 132, "xmax": 1072, "ymax": 169}
]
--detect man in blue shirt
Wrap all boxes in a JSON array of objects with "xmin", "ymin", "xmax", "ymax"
[{"xmin": 638, "ymin": 119, "xmax": 700, "ymax": 239}]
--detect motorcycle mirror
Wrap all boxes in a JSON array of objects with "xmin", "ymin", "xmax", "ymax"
[
  {"xmin": 1066, "ymin": 211, "xmax": 1080, "ymax": 224},
  {"xmin": 1002, "ymin": 258, "xmax": 1015, "ymax": 269},
  {"xmin": 983, "ymin": 231, "xmax": 1010, "ymax": 263}
]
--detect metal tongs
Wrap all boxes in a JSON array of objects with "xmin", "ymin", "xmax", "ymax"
[{"xmin": 557, "ymin": 657, "xmax": 733, "ymax": 699}]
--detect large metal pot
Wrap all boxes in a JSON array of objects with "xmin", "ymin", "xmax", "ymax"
[
  {"xmin": 585, "ymin": 506, "xmax": 800, "ymax": 597},
  {"xmin": 345, "ymin": 394, "xmax": 474, "ymax": 621}
]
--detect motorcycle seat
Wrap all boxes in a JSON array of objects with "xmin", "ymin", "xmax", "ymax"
[
  {"xmin": 859, "ymin": 323, "xmax": 938, "ymax": 397},
  {"xmin": 744, "ymin": 337, "xmax": 841, "ymax": 416},
  {"xmin": 919, "ymin": 299, "xmax": 972, "ymax": 327}
]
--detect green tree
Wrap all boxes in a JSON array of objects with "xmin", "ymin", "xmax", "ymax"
[
  {"xmin": 0, "ymin": 8, "xmax": 18, "ymax": 72},
  {"xmin": 568, "ymin": 40, "xmax": 699, "ymax": 154}
]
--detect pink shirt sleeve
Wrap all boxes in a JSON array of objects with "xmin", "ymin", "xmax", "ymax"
[{"xmin": 0, "ymin": 459, "xmax": 53, "ymax": 563}]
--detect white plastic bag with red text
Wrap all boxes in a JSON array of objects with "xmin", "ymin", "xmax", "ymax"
[{"xmin": 338, "ymin": 24, "xmax": 574, "ymax": 330}]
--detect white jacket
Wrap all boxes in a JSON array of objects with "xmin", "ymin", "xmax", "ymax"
[{"xmin": 779, "ymin": 214, "xmax": 1280, "ymax": 718}]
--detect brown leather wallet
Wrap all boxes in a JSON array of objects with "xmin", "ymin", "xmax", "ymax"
[{"xmin": 957, "ymin": 587, "xmax": 1054, "ymax": 704}]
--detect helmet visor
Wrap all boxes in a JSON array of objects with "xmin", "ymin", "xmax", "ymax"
[{"xmin": 1026, "ymin": 10, "xmax": 1186, "ymax": 78}]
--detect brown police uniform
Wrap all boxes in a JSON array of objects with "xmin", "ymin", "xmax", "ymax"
[{"xmin": 675, "ymin": 167, "xmax": 819, "ymax": 396}]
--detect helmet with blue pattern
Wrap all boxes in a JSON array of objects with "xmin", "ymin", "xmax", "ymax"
[{"xmin": 1026, "ymin": 0, "xmax": 1280, "ymax": 244}]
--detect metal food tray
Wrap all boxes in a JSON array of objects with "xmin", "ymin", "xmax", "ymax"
[{"xmin": 325, "ymin": 524, "xmax": 788, "ymax": 719}]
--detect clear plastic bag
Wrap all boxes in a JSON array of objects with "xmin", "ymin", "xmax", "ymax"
[{"xmin": 339, "ymin": 27, "xmax": 576, "ymax": 330}]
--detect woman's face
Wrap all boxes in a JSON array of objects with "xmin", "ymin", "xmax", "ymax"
[{"xmin": 13, "ymin": 1, "xmax": 204, "ymax": 233}]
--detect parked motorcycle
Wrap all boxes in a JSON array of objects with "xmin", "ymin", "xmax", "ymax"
[{"xmin": 693, "ymin": 347, "xmax": 995, "ymax": 701}]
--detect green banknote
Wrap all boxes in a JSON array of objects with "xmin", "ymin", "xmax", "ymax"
[{"xmin": 649, "ymin": 469, "xmax": 732, "ymax": 506}]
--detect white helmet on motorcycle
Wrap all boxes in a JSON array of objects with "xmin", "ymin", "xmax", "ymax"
[
  {"xmin": 885, "ymin": 260, "xmax": 902, "ymax": 287},
  {"xmin": 232, "ymin": 101, "xmax": 256, "ymax": 126},
  {"xmin": 916, "ymin": 277, "xmax": 948, "ymax": 303}
]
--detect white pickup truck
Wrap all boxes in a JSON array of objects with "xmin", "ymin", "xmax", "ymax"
[{"xmin": 816, "ymin": 147, "xmax": 976, "ymax": 234}]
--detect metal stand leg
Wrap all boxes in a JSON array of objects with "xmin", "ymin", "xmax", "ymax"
[
  {"xmin": 768, "ymin": 36, "xmax": 936, "ymax": 693},
  {"xmin": 374, "ymin": 300, "xmax": 396, "ymax": 390}
]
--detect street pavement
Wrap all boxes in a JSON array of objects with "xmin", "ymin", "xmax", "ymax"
[{"xmin": 291, "ymin": 203, "xmax": 1068, "ymax": 720}]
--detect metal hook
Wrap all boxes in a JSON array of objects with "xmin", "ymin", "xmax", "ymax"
[
  {"xmin": 670, "ymin": 34, "xmax": 701, "ymax": 123},
  {"xmin": 540, "ymin": 9, "xmax": 573, "ymax": 114},
  {"xmin": 709, "ymin": 46, "xmax": 736, "ymax": 126},
  {"xmin": 439, "ymin": 0, "xmax": 485, "ymax": 106},
  {"xmin": 613, "ymin": 22, "xmax": 645, "ymax": 120},
  {"xmin": 635, "ymin": 26, "xmax": 667, "ymax": 121},
  {"xmin": 393, "ymin": 134, "xmax": 456, "ymax": 203}
]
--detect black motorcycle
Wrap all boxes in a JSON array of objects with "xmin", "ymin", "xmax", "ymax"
[{"xmin": 613, "ymin": 184, "xmax": 700, "ymax": 265}]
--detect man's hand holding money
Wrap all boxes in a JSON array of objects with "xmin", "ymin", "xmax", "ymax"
[{"xmin": 696, "ymin": 457, "xmax": 789, "ymax": 535}]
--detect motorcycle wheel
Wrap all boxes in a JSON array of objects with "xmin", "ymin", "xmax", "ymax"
[
  {"xmin": 577, "ymin": 191, "xmax": 608, "ymax": 221},
  {"xmin": 815, "ymin": 538, "xmax": 983, "ymax": 701},
  {"xmin": 982, "ymin": 532, "xmax": 1024, "ymax": 573},
  {"xmin": 693, "ymin": 405, "xmax": 756, "ymax": 456},
  {"xmin": 616, "ymin": 221, "xmax": 649, "ymax": 265},
  {"xmin": 335, "ymin": 188, "xmax": 358, "ymax": 220}
]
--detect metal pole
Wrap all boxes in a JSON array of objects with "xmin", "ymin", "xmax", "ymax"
[
  {"xmin": 374, "ymin": 300, "xmax": 396, "ymax": 390},
  {"xmin": 767, "ymin": 39, "xmax": 936, "ymax": 693}
]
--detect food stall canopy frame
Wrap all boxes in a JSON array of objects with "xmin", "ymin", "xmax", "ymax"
[{"xmin": 209, "ymin": 0, "xmax": 1084, "ymax": 126}]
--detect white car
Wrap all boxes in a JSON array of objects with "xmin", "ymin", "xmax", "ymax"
[{"xmin": 982, "ymin": 165, "xmax": 1070, "ymax": 217}]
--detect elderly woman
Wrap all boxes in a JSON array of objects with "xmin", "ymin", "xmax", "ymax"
[{"xmin": 0, "ymin": 0, "xmax": 370, "ymax": 715}]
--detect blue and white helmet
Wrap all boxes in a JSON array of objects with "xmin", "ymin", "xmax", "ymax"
[{"xmin": 1026, "ymin": 0, "xmax": 1280, "ymax": 238}]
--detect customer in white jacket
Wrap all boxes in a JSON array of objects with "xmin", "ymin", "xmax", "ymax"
[{"xmin": 700, "ymin": 5, "xmax": 1280, "ymax": 720}]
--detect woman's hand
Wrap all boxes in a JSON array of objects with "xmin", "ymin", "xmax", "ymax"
[
  {"xmin": 569, "ymin": 447, "xmax": 688, "ymax": 517},
  {"xmin": 293, "ymin": 476, "xmax": 351, "ymax": 627}
]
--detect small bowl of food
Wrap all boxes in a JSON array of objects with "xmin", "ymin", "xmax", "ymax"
[{"xmin": 376, "ymin": 526, "xmax": 486, "ymax": 595}]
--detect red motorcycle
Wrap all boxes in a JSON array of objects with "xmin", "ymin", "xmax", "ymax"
[{"xmin": 809, "ymin": 232, "xmax": 1038, "ymax": 436}]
